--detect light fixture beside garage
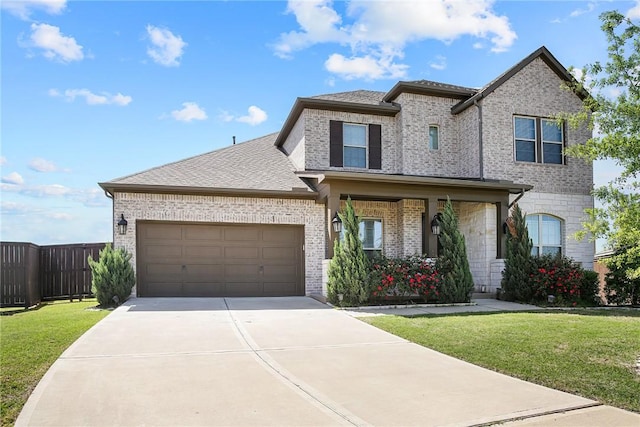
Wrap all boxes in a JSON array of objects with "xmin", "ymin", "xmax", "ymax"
[
  {"xmin": 332, "ymin": 211, "xmax": 342, "ymax": 233},
  {"xmin": 117, "ymin": 214, "xmax": 128, "ymax": 235}
]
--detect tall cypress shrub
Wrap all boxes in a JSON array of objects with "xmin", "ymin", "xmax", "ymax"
[
  {"xmin": 501, "ymin": 203, "xmax": 534, "ymax": 302},
  {"xmin": 88, "ymin": 244, "xmax": 136, "ymax": 307},
  {"xmin": 436, "ymin": 199, "xmax": 474, "ymax": 303},
  {"xmin": 327, "ymin": 198, "xmax": 370, "ymax": 306}
]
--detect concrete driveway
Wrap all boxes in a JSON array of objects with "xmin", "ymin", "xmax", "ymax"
[{"xmin": 16, "ymin": 297, "xmax": 638, "ymax": 426}]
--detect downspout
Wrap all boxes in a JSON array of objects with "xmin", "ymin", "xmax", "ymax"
[
  {"xmin": 474, "ymin": 99, "xmax": 484, "ymax": 180},
  {"xmin": 509, "ymin": 188, "xmax": 528, "ymax": 209}
]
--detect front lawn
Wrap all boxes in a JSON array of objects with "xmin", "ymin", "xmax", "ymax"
[
  {"xmin": 0, "ymin": 300, "xmax": 109, "ymax": 426},
  {"xmin": 364, "ymin": 310, "xmax": 640, "ymax": 413}
]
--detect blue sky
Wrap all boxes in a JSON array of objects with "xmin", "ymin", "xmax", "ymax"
[{"xmin": 2, "ymin": 0, "xmax": 638, "ymax": 248}]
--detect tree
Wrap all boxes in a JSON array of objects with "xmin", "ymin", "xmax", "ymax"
[
  {"xmin": 501, "ymin": 204, "xmax": 534, "ymax": 302},
  {"xmin": 88, "ymin": 244, "xmax": 136, "ymax": 307},
  {"xmin": 436, "ymin": 199, "xmax": 474, "ymax": 303},
  {"xmin": 563, "ymin": 11, "xmax": 640, "ymax": 289},
  {"xmin": 326, "ymin": 198, "xmax": 370, "ymax": 306}
]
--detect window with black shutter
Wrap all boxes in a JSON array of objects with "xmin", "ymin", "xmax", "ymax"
[{"xmin": 329, "ymin": 120, "xmax": 382, "ymax": 170}]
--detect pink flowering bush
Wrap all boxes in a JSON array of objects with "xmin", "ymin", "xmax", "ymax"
[
  {"xmin": 369, "ymin": 255, "xmax": 440, "ymax": 302},
  {"xmin": 530, "ymin": 255, "xmax": 585, "ymax": 305}
]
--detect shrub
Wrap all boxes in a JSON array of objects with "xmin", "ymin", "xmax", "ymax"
[
  {"xmin": 437, "ymin": 199, "xmax": 474, "ymax": 303},
  {"xmin": 603, "ymin": 250, "xmax": 640, "ymax": 306},
  {"xmin": 87, "ymin": 244, "xmax": 135, "ymax": 307},
  {"xmin": 369, "ymin": 255, "xmax": 440, "ymax": 302},
  {"xmin": 530, "ymin": 254, "xmax": 584, "ymax": 305},
  {"xmin": 327, "ymin": 198, "xmax": 370, "ymax": 306},
  {"xmin": 580, "ymin": 270, "xmax": 601, "ymax": 306},
  {"xmin": 501, "ymin": 204, "xmax": 534, "ymax": 302}
]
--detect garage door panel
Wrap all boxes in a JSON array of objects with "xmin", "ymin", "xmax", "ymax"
[
  {"xmin": 225, "ymin": 264, "xmax": 260, "ymax": 282},
  {"xmin": 224, "ymin": 247, "xmax": 259, "ymax": 260},
  {"xmin": 184, "ymin": 264, "xmax": 223, "ymax": 282},
  {"xmin": 185, "ymin": 226, "xmax": 222, "ymax": 241},
  {"xmin": 224, "ymin": 227, "xmax": 259, "ymax": 241},
  {"xmin": 262, "ymin": 228, "xmax": 297, "ymax": 242},
  {"xmin": 138, "ymin": 222, "xmax": 303, "ymax": 297},
  {"xmin": 143, "ymin": 225, "xmax": 182, "ymax": 240},
  {"xmin": 262, "ymin": 246, "xmax": 296, "ymax": 260},
  {"xmin": 184, "ymin": 246, "xmax": 222, "ymax": 259}
]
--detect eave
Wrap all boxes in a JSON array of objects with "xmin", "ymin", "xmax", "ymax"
[
  {"xmin": 383, "ymin": 81, "xmax": 476, "ymax": 103},
  {"xmin": 99, "ymin": 182, "xmax": 318, "ymax": 199}
]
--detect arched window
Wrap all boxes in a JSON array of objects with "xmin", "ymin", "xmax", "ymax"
[{"xmin": 525, "ymin": 214, "xmax": 563, "ymax": 256}]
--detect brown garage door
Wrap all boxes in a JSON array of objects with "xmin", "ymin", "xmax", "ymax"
[{"xmin": 137, "ymin": 222, "xmax": 304, "ymax": 297}]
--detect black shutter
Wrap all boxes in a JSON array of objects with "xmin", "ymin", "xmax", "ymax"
[
  {"xmin": 330, "ymin": 120, "xmax": 343, "ymax": 167},
  {"xmin": 562, "ymin": 120, "xmax": 567, "ymax": 165},
  {"xmin": 369, "ymin": 124, "xmax": 382, "ymax": 169}
]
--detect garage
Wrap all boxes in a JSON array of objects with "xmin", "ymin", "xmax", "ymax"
[{"xmin": 136, "ymin": 222, "xmax": 304, "ymax": 297}]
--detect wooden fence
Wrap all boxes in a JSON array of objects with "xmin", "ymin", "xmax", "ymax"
[{"xmin": 1, "ymin": 242, "xmax": 106, "ymax": 308}]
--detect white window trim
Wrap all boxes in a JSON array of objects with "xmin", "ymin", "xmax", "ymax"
[
  {"xmin": 428, "ymin": 125, "xmax": 439, "ymax": 150},
  {"xmin": 513, "ymin": 116, "xmax": 537, "ymax": 163},
  {"xmin": 540, "ymin": 119, "xmax": 564, "ymax": 165},
  {"xmin": 527, "ymin": 213, "xmax": 563, "ymax": 256},
  {"xmin": 359, "ymin": 217, "xmax": 383, "ymax": 254},
  {"xmin": 343, "ymin": 123, "xmax": 368, "ymax": 169}
]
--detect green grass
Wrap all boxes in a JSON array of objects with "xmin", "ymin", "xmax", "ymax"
[
  {"xmin": 364, "ymin": 309, "xmax": 640, "ymax": 413},
  {"xmin": 0, "ymin": 300, "xmax": 109, "ymax": 426}
]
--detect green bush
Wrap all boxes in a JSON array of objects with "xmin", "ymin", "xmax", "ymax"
[
  {"xmin": 87, "ymin": 244, "xmax": 135, "ymax": 307},
  {"xmin": 501, "ymin": 204, "xmax": 533, "ymax": 302},
  {"xmin": 530, "ymin": 254, "xmax": 584, "ymax": 305},
  {"xmin": 327, "ymin": 198, "xmax": 370, "ymax": 306},
  {"xmin": 437, "ymin": 199, "xmax": 474, "ymax": 303},
  {"xmin": 581, "ymin": 270, "xmax": 601, "ymax": 306},
  {"xmin": 603, "ymin": 251, "xmax": 640, "ymax": 306}
]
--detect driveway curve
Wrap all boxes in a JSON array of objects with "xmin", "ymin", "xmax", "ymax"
[{"xmin": 16, "ymin": 297, "xmax": 615, "ymax": 426}]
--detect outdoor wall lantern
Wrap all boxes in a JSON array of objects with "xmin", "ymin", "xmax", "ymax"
[
  {"xmin": 332, "ymin": 211, "xmax": 343, "ymax": 233},
  {"xmin": 117, "ymin": 214, "xmax": 128, "ymax": 235},
  {"xmin": 430, "ymin": 213, "xmax": 441, "ymax": 236}
]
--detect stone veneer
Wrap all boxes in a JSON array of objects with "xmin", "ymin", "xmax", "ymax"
[{"xmin": 113, "ymin": 192, "xmax": 326, "ymax": 295}]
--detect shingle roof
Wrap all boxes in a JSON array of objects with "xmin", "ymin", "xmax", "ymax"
[
  {"xmin": 311, "ymin": 90, "xmax": 386, "ymax": 105},
  {"xmin": 101, "ymin": 133, "xmax": 314, "ymax": 195}
]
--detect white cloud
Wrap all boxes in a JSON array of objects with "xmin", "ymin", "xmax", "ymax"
[
  {"xmin": 570, "ymin": 1, "xmax": 596, "ymax": 18},
  {"xmin": 50, "ymin": 88, "xmax": 132, "ymax": 106},
  {"xmin": 273, "ymin": 0, "xmax": 516, "ymax": 80},
  {"xmin": 1, "ymin": 172, "xmax": 25, "ymax": 185},
  {"xmin": 1, "ymin": 0, "xmax": 66, "ymax": 20},
  {"xmin": 0, "ymin": 156, "xmax": 7, "ymax": 166},
  {"xmin": 146, "ymin": 25, "xmax": 187, "ymax": 67},
  {"xmin": 429, "ymin": 55, "xmax": 447, "ymax": 71},
  {"xmin": 170, "ymin": 102, "xmax": 207, "ymax": 122},
  {"xmin": 46, "ymin": 212, "xmax": 73, "ymax": 220},
  {"xmin": 0, "ymin": 183, "xmax": 107, "ymax": 207},
  {"xmin": 29, "ymin": 157, "xmax": 60, "ymax": 172},
  {"xmin": 28, "ymin": 23, "xmax": 83, "ymax": 62},
  {"xmin": 236, "ymin": 106, "xmax": 268, "ymax": 126},
  {"xmin": 218, "ymin": 110, "xmax": 235, "ymax": 122},
  {"xmin": 628, "ymin": 0, "xmax": 640, "ymax": 20}
]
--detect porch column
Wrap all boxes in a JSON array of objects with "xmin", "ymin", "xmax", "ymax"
[
  {"xmin": 326, "ymin": 193, "xmax": 341, "ymax": 258},
  {"xmin": 426, "ymin": 198, "xmax": 439, "ymax": 258},
  {"xmin": 496, "ymin": 199, "xmax": 509, "ymax": 258}
]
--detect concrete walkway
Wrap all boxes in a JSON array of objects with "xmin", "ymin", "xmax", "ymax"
[{"xmin": 16, "ymin": 297, "xmax": 640, "ymax": 426}]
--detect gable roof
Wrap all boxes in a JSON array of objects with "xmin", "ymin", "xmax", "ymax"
[
  {"xmin": 100, "ymin": 133, "xmax": 316, "ymax": 197},
  {"xmin": 383, "ymin": 80, "xmax": 477, "ymax": 102},
  {"xmin": 451, "ymin": 46, "xmax": 588, "ymax": 114}
]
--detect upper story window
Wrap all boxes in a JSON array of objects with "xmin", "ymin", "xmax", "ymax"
[
  {"xmin": 526, "ymin": 214, "xmax": 563, "ymax": 256},
  {"xmin": 514, "ymin": 116, "xmax": 564, "ymax": 165},
  {"xmin": 429, "ymin": 125, "xmax": 439, "ymax": 150},
  {"xmin": 343, "ymin": 124, "xmax": 367, "ymax": 168},
  {"xmin": 330, "ymin": 120, "xmax": 382, "ymax": 170}
]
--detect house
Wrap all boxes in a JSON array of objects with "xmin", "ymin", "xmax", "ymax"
[{"xmin": 99, "ymin": 46, "xmax": 595, "ymax": 298}]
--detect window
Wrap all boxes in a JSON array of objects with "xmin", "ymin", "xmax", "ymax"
[
  {"xmin": 360, "ymin": 219, "xmax": 383, "ymax": 258},
  {"xmin": 330, "ymin": 120, "xmax": 382, "ymax": 169},
  {"xmin": 342, "ymin": 218, "xmax": 383, "ymax": 258},
  {"xmin": 343, "ymin": 124, "xmax": 367, "ymax": 168},
  {"xmin": 429, "ymin": 125, "xmax": 439, "ymax": 150},
  {"xmin": 526, "ymin": 214, "xmax": 562, "ymax": 256},
  {"xmin": 514, "ymin": 116, "xmax": 564, "ymax": 164}
]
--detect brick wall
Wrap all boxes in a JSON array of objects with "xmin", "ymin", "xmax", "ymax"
[
  {"xmin": 481, "ymin": 57, "xmax": 593, "ymax": 195},
  {"xmin": 281, "ymin": 114, "xmax": 305, "ymax": 171},
  {"xmin": 113, "ymin": 193, "xmax": 326, "ymax": 295},
  {"xmin": 514, "ymin": 191, "xmax": 595, "ymax": 269}
]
